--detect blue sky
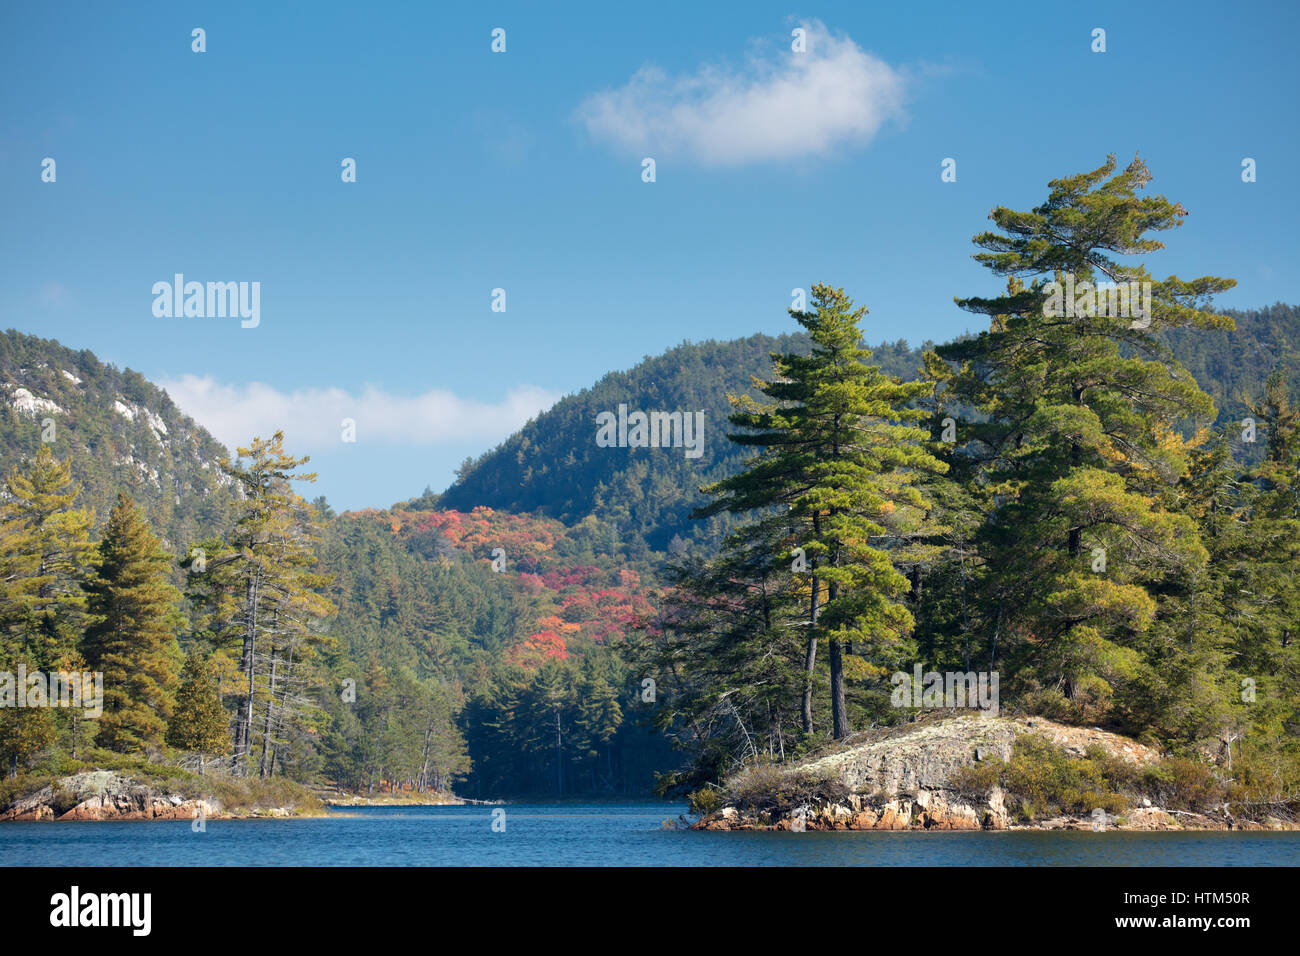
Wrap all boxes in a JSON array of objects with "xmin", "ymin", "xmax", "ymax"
[{"xmin": 3, "ymin": 0, "xmax": 1297, "ymax": 511}]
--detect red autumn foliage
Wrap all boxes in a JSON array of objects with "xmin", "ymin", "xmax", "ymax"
[{"xmin": 361, "ymin": 506, "xmax": 658, "ymax": 671}]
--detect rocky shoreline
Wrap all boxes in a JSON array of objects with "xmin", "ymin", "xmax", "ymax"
[
  {"xmin": 694, "ymin": 791, "xmax": 1293, "ymax": 832},
  {"xmin": 691, "ymin": 714, "xmax": 1299, "ymax": 833},
  {"xmin": 318, "ymin": 791, "xmax": 464, "ymax": 808},
  {"xmin": 0, "ymin": 770, "xmax": 481, "ymax": 821},
  {"xmin": 0, "ymin": 770, "xmax": 313, "ymax": 822}
]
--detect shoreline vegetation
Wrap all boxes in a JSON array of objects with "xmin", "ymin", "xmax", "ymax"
[
  {"xmin": 316, "ymin": 789, "xmax": 471, "ymax": 808},
  {"xmin": 688, "ymin": 713, "xmax": 1300, "ymax": 833}
]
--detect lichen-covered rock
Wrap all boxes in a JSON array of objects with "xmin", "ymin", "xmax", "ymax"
[
  {"xmin": 0, "ymin": 770, "xmax": 222, "ymax": 822},
  {"xmin": 689, "ymin": 714, "xmax": 1217, "ymax": 833},
  {"xmin": 797, "ymin": 714, "xmax": 1160, "ymax": 797}
]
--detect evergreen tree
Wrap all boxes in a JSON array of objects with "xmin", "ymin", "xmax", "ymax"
[
  {"xmin": 83, "ymin": 493, "xmax": 184, "ymax": 753},
  {"xmin": 0, "ymin": 447, "xmax": 97, "ymax": 773},
  {"xmin": 647, "ymin": 511, "xmax": 808, "ymax": 786},
  {"xmin": 696, "ymin": 284, "xmax": 947, "ymax": 740},
  {"xmin": 355, "ymin": 655, "xmax": 395, "ymax": 792},
  {"xmin": 187, "ymin": 432, "xmax": 336, "ymax": 775},
  {"xmin": 166, "ymin": 652, "xmax": 231, "ymax": 773},
  {"xmin": 933, "ymin": 154, "xmax": 1236, "ymax": 725},
  {"xmin": 0, "ymin": 694, "xmax": 56, "ymax": 778},
  {"xmin": 0, "ymin": 446, "xmax": 98, "ymax": 668},
  {"xmin": 1223, "ymin": 371, "xmax": 1300, "ymax": 755},
  {"xmin": 574, "ymin": 654, "xmax": 622, "ymax": 789}
]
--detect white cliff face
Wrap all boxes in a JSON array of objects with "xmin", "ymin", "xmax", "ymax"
[
  {"xmin": 113, "ymin": 398, "xmax": 169, "ymax": 441},
  {"xmin": 141, "ymin": 406, "xmax": 169, "ymax": 438},
  {"xmin": 7, "ymin": 385, "xmax": 63, "ymax": 418}
]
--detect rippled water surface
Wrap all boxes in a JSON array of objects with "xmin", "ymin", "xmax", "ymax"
[{"xmin": 3, "ymin": 804, "xmax": 1299, "ymax": 866}]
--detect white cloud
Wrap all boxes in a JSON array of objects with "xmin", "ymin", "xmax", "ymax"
[
  {"xmin": 159, "ymin": 375, "xmax": 560, "ymax": 451},
  {"xmin": 575, "ymin": 20, "xmax": 906, "ymax": 167}
]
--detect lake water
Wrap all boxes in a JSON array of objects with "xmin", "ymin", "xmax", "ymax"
[{"xmin": 3, "ymin": 803, "xmax": 1299, "ymax": 866}]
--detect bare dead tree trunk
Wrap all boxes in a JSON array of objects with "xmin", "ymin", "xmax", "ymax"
[
  {"xmin": 802, "ymin": 624, "xmax": 817, "ymax": 735},
  {"xmin": 259, "ymin": 645, "xmax": 278, "ymax": 779},
  {"xmin": 418, "ymin": 725, "xmax": 433, "ymax": 793},
  {"xmin": 554, "ymin": 707, "xmax": 563, "ymax": 796},
  {"xmin": 235, "ymin": 572, "xmax": 259, "ymax": 775}
]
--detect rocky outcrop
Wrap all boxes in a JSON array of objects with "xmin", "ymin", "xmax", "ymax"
[
  {"xmin": 0, "ymin": 771, "xmax": 219, "ymax": 822},
  {"xmin": 772, "ymin": 786, "xmax": 1008, "ymax": 832},
  {"xmin": 691, "ymin": 714, "xmax": 1238, "ymax": 832},
  {"xmin": 798, "ymin": 713, "xmax": 1159, "ymax": 796}
]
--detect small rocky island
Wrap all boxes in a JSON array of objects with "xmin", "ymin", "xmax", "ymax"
[
  {"xmin": 692, "ymin": 714, "xmax": 1297, "ymax": 832},
  {"xmin": 0, "ymin": 770, "xmax": 321, "ymax": 821}
]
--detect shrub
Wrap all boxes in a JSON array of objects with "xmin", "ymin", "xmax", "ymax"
[
  {"xmin": 964, "ymin": 734, "xmax": 1138, "ymax": 820},
  {"xmin": 726, "ymin": 763, "xmax": 849, "ymax": 818},
  {"xmin": 0, "ymin": 774, "xmax": 53, "ymax": 812},
  {"xmin": 1142, "ymin": 757, "xmax": 1225, "ymax": 812},
  {"xmin": 1222, "ymin": 741, "xmax": 1300, "ymax": 819},
  {"xmin": 48, "ymin": 783, "xmax": 80, "ymax": 815},
  {"xmin": 949, "ymin": 759, "xmax": 1002, "ymax": 799},
  {"xmin": 687, "ymin": 786, "xmax": 723, "ymax": 817}
]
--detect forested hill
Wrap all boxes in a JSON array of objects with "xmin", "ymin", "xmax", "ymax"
[
  {"xmin": 0, "ymin": 329, "xmax": 676, "ymax": 798},
  {"xmin": 0, "ymin": 330, "xmax": 236, "ymax": 551},
  {"xmin": 436, "ymin": 304, "xmax": 1299, "ymax": 551},
  {"xmin": 1160, "ymin": 302, "xmax": 1300, "ymax": 421},
  {"xmin": 437, "ymin": 332, "xmax": 931, "ymax": 557}
]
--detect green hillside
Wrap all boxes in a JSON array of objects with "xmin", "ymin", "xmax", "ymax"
[
  {"xmin": 0, "ymin": 330, "xmax": 236, "ymax": 552},
  {"xmin": 436, "ymin": 306, "xmax": 1299, "ymax": 553},
  {"xmin": 438, "ymin": 333, "xmax": 932, "ymax": 556},
  {"xmin": 1159, "ymin": 302, "xmax": 1300, "ymax": 423}
]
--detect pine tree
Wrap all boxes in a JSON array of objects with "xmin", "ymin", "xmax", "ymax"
[
  {"xmin": 933, "ymin": 154, "xmax": 1236, "ymax": 725},
  {"xmin": 355, "ymin": 655, "xmax": 394, "ymax": 793},
  {"xmin": 0, "ymin": 447, "xmax": 97, "ymax": 773},
  {"xmin": 187, "ymin": 432, "xmax": 336, "ymax": 775},
  {"xmin": 82, "ymin": 493, "xmax": 184, "ymax": 753},
  {"xmin": 574, "ymin": 654, "xmax": 622, "ymax": 791},
  {"xmin": 0, "ymin": 446, "xmax": 98, "ymax": 668},
  {"xmin": 696, "ymin": 284, "xmax": 947, "ymax": 740},
  {"xmin": 166, "ymin": 652, "xmax": 231, "ymax": 773},
  {"xmin": 1125, "ymin": 430, "xmax": 1242, "ymax": 744}
]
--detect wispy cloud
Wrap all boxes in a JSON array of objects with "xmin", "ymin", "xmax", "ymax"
[
  {"xmin": 575, "ymin": 20, "xmax": 906, "ymax": 167},
  {"xmin": 159, "ymin": 375, "xmax": 560, "ymax": 451},
  {"xmin": 38, "ymin": 282, "xmax": 72, "ymax": 309}
]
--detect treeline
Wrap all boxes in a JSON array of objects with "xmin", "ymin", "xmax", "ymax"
[
  {"xmin": 0, "ymin": 434, "xmax": 472, "ymax": 794},
  {"xmin": 647, "ymin": 155, "xmax": 1300, "ymax": 818},
  {"xmin": 0, "ymin": 446, "xmax": 193, "ymax": 774},
  {"xmin": 461, "ymin": 655, "xmax": 674, "ymax": 798},
  {"xmin": 0, "ymin": 435, "xmax": 676, "ymax": 797},
  {"xmin": 320, "ymin": 506, "xmax": 676, "ymax": 797},
  {"xmin": 439, "ymin": 333, "xmax": 814, "ymax": 557}
]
